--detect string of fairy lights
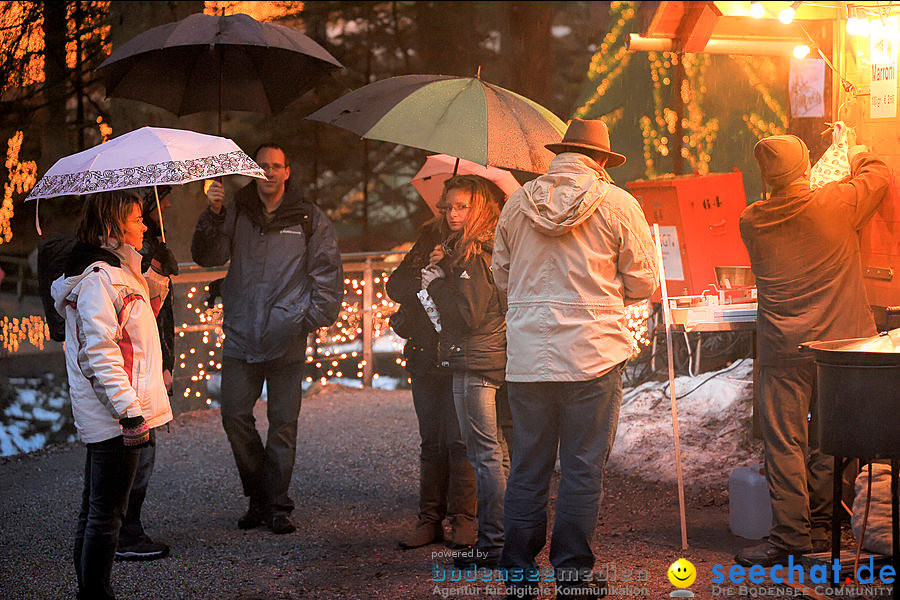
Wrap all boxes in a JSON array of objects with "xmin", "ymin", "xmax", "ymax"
[
  {"xmin": 2, "ymin": 131, "xmax": 37, "ymax": 245},
  {"xmin": 1, "ymin": 316, "xmax": 49, "ymax": 353}
]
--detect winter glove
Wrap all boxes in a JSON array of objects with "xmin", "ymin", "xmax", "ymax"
[
  {"xmin": 120, "ymin": 416, "xmax": 150, "ymax": 448},
  {"xmin": 150, "ymin": 243, "xmax": 179, "ymax": 277},
  {"xmin": 420, "ymin": 264, "xmax": 445, "ymax": 290}
]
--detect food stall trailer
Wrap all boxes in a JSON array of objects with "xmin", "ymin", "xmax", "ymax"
[{"xmin": 627, "ymin": 2, "xmax": 900, "ymax": 593}]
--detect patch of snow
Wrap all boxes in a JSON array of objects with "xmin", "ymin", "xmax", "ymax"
[
  {"xmin": 371, "ymin": 376, "xmax": 400, "ymax": 391},
  {"xmin": 609, "ymin": 359, "xmax": 762, "ymax": 489}
]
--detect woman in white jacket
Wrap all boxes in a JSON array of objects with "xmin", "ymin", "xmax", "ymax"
[{"xmin": 51, "ymin": 190, "xmax": 174, "ymax": 600}]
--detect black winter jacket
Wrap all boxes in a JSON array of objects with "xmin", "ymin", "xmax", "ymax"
[
  {"xmin": 427, "ymin": 245, "xmax": 506, "ymax": 382},
  {"xmin": 139, "ymin": 219, "xmax": 175, "ymax": 373},
  {"xmin": 385, "ymin": 222, "xmax": 445, "ymax": 376}
]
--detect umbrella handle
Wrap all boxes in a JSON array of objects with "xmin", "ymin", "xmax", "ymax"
[
  {"xmin": 154, "ymin": 185, "xmax": 166, "ymax": 244},
  {"xmin": 34, "ymin": 197, "xmax": 43, "ymax": 236}
]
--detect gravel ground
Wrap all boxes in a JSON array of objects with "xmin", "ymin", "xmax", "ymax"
[{"xmin": 0, "ymin": 385, "xmax": 804, "ymax": 600}]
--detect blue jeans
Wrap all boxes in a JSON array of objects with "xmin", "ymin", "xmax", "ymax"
[
  {"xmin": 74, "ymin": 436, "xmax": 142, "ymax": 600},
  {"xmin": 119, "ymin": 429, "xmax": 156, "ymax": 543},
  {"xmin": 453, "ymin": 372, "xmax": 505, "ymax": 555},
  {"xmin": 221, "ymin": 355, "xmax": 304, "ymax": 514},
  {"xmin": 501, "ymin": 364, "xmax": 623, "ymax": 580}
]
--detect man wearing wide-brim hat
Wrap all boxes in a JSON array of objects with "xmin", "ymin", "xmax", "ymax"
[
  {"xmin": 736, "ymin": 134, "xmax": 890, "ymax": 567},
  {"xmin": 493, "ymin": 118, "xmax": 659, "ymax": 600}
]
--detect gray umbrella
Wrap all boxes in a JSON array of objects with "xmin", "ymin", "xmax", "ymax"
[{"xmin": 97, "ymin": 12, "xmax": 343, "ymax": 133}]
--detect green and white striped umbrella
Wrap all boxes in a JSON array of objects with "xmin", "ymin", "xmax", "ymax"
[{"xmin": 307, "ymin": 74, "xmax": 567, "ymax": 174}]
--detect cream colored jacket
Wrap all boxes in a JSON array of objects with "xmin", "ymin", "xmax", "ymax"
[{"xmin": 493, "ymin": 153, "xmax": 659, "ymax": 382}]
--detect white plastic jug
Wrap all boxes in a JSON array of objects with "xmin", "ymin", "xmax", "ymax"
[{"xmin": 729, "ymin": 465, "xmax": 772, "ymax": 539}]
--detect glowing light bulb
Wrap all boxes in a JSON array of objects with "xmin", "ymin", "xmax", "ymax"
[
  {"xmin": 750, "ymin": 1, "xmax": 764, "ymax": 18},
  {"xmin": 793, "ymin": 44, "xmax": 810, "ymax": 59},
  {"xmin": 778, "ymin": 4, "xmax": 797, "ymax": 24}
]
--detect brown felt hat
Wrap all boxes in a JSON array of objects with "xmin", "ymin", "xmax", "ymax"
[
  {"xmin": 754, "ymin": 135, "xmax": 810, "ymax": 188},
  {"xmin": 546, "ymin": 118, "xmax": 627, "ymax": 168}
]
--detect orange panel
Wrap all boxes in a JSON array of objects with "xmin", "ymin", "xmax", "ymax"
[{"xmin": 626, "ymin": 170, "xmax": 750, "ymax": 300}]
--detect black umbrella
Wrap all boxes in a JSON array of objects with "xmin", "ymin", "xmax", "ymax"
[{"xmin": 97, "ymin": 12, "xmax": 343, "ymax": 133}]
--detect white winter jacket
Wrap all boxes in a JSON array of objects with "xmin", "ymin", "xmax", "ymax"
[
  {"xmin": 493, "ymin": 153, "xmax": 659, "ymax": 382},
  {"xmin": 51, "ymin": 241, "xmax": 173, "ymax": 443}
]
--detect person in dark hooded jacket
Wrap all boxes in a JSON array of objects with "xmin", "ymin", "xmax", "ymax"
[
  {"xmin": 386, "ymin": 219, "xmax": 478, "ymax": 551},
  {"xmin": 422, "ymin": 175, "xmax": 508, "ymax": 569},
  {"xmin": 114, "ymin": 185, "xmax": 177, "ymax": 561},
  {"xmin": 191, "ymin": 143, "xmax": 343, "ymax": 535}
]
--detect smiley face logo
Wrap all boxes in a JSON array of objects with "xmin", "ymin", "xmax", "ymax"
[{"xmin": 667, "ymin": 558, "xmax": 696, "ymax": 588}]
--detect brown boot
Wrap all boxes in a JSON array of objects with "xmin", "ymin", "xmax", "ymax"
[
  {"xmin": 446, "ymin": 458, "xmax": 477, "ymax": 549},
  {"xmin": 399, "ymin": 458, "xmax": 448, "ymax": 549}
]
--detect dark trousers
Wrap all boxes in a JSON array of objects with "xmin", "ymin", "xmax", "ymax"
[
  {"xmin": 119, "ymin": 429, "xmax": 156, "ymax": 543},
  {"xmin": 410, "ymin": 372, "xmax": 467, "ymax": 464},
  {"xmin": 220, "ymin": 355, "xmax": 304, "ymax": 514},
  {"xmin": 74, "ymin": 436, "xmax": 141, "ymax": 600},
  {"xmin": 758, "ymin": 363, "xmax": 833, "ymax": 552},
  {"xmin": 501, "ymin": 365, "xmax": 623, "ymax": 584}
]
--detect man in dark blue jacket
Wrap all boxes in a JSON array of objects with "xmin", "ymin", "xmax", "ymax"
[{"xmin": 192, "ymin": 143, "xmax": 343, "ymax": 534}]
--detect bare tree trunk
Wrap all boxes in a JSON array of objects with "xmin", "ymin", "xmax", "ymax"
[
  {"xmin": 38, "ymin": 1, "xmax": 70, "ymax": 173},
  {"xmin": 414, "ymin": 1, "xmax": 479, "ymax": 76},
  {"xmin": 506, "ymin": 2, "xmax": 554, "ymax": 107}
]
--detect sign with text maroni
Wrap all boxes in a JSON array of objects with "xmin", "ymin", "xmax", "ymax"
[{"xmin": 870, "ymin": 16, "xmax": 898, "ymax": 119}]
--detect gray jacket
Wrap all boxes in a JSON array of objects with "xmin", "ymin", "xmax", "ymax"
[{"xmin": 191, "ymin": 182, "xmax": 343, "ymax": 363}]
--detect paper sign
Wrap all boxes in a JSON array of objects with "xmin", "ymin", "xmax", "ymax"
[
  {"xmin": 789, "ymin": 58, "xmax": 825, "ymax": 118},
  {"xmin": 870, "ymin": 16, "xmax": 898, "ymax": 119},
  {"xmin": 657, "ymin": 225, "xmax": 684, "ymax": 281}
]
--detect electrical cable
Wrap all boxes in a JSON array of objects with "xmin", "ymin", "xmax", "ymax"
[{"xmin": 662, "ymin": 355, "xmax": 752, "ymax": 399}]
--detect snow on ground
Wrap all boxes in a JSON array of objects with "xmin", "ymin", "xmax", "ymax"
[
  {"xmin": 0, "ymin": 375, "xmax": 74, "ymax": 457},
  {"xmin": 608, "ymin": 358, "xmax": 763, "ymax": 488}
]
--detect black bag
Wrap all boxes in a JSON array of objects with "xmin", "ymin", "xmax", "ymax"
[
  {"xmin": 389, "ymin": 303, "xmax": 415, "ymax": 339},
  {"xmin": 37, "ymin": 234, "xmax": 77, "ymax": 342}
]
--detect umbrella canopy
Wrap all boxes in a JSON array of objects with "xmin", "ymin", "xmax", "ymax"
[
  {"xmin": 96, "ymin": 12, "xmax": 343, "ymax": 130},
  {"xmin": 411, "ymin": 154, "xmax": 521, "ymax": 215},
  {"xmin": 26, "ymin": 126, "xmax": 265, "ymax": 200},
  {"xmin": 306, "ymin": 74, "xmax": 566, "ymax": 174}
]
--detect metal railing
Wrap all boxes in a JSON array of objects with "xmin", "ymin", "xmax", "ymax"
[{"xmin": 171, "ymin": 250, "xmax": 407, "ymax": 387}]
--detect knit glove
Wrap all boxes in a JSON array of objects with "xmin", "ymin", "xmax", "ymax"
[
  {"xmin": 120, "ymin": 416, "xmax": 150, "ymax": 447},
  {"xmin": 150, "ymin": 243, "xmax": 179, "ymax": 277},
  {"xmin": 420, "ymin": 264, "xmax": 445, "ymax": 290}
]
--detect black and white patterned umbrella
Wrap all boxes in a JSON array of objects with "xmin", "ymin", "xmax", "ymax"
[{"xmin": 26, "ymin": 126, "xmax": 265, "ymax": 200}]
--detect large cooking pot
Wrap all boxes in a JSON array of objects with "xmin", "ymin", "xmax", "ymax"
[{"xmin": 801, "ymin": 334, "xmax": 900, "ymax": 459}]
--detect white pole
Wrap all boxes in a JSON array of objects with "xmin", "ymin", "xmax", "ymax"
[{"xmin": 653, "ymin": 223, "xmax": 689, "ymax": 550}]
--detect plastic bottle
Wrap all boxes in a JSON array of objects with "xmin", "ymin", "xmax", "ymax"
[{"xmin": 728, "ymin": 465, "xmax": 773, "ymax": 539}]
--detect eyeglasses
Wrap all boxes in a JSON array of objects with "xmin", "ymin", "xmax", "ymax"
[
  {"xmin": 258, "ymin": 162, "xmax": 287, "ymax": 172},
  {"xmin": 438, "ymin": 204, "xmax": 471, "ymax": 214}
]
